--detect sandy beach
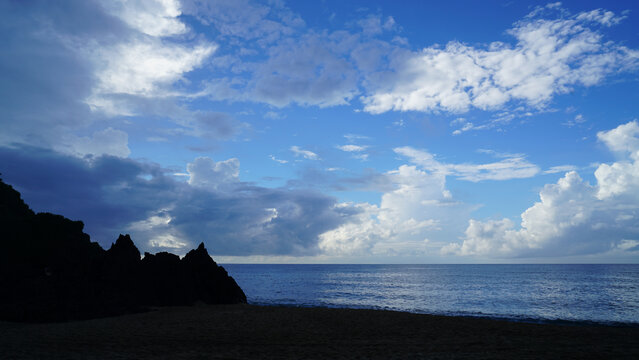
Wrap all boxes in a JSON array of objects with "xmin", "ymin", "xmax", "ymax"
[{"xmin": 1, "ymin": 304, "xmax": 637, "ymax": 359}]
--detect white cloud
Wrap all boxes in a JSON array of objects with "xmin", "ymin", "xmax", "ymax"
[
  {"xmin": 148, "ymin": 234, "xmax": 188, "ymax": 249},
  {"xmin": 544, "ymin": 165, "xmax": 578, "ymax": 174},
  {"xmin": 576, "ymin": 9, "xmax": 625, "ymax": 27},
  {"xmin": 597, "ymin": 120, "xmax": 639, "ymax": 156},
  {"xmin": 362, "ymin": 6, "xmax": 639, "ymax": 114},
  {"xmin": 128, "ymin": 211, "xmax": 188, "ymax": 249},
  {"xmin": 101, "ymin": 0, "xmax": 188, "ymax": 37},
  {"xmin": 91, "ymin": 40, "xmax": 215, "ymax": 99},
  {"xmin": 337, "ymin": 144, "xmax": 368, "ymax": 152},
  {"xmin": 187, "ymin": 156, "xmax": 240, "ymax": 190},
  {"xmin": 319, "ymin": 203, "xmax": 389, "ymax": 255},
  {"xmin": 337, "ymin": 144, "xmax": 370, "ymax": 161},
  {"xmin": 290, "ymin": 146, "xmax": 319, "ymax": 160},
  {"xmin": 318, "ymin": 145, "xmax": 537, "ymax": 256},
  {"xmin": 446, "ymin": 121, "xmax": 639, "ymax": 258},
  {"xmin": 452, "ymin": 121, "xmax": 475, "ymax": 135},
  {"xmin": 269, "ymin": 155, "xmax": 288, "ymax": 164},
  {"xmin": 594, "ymin": 121, "xmax": 639, "ymax": 199},
  {"xmin": 395, "ymin": 146, "xmax": 540, "ymax": 182},
  {"xmin": 0, "ymin": 1, "xmax": 208, "ymax": 159},
  {"xmin": 319, "ymin": 163, "xmax": 471, "ymax": 256},
  {"xmin": 86, "ymin": 0, "xmax": 217, "ymax": 116},
  {"xmin": 321, "ymin": 150, "xmax": 501, "ymax": 256}
]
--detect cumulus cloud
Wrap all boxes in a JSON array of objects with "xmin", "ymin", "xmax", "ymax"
[
  {"xmin": 0, "ymin": 145, "xmax": 358, "ymax": 256},
  {"xmin": 595, "ymin": 121, "xmax": 639, "ymax": 199},
  {"xmin": 319, "ymin": 143, "xmax": 544, "ymax": 256},
  {"xmin": 187, "ymin": 156, "xmax": 239, "ymax": 190},
  {"xmin": 319, "ymin": 164, "xmax": 472, "ymax": 256},
  {"xmin": 444, "ymin": 121, "xmax": 639, "ymax": 258},
  {"xmin": 361, "ymin": 6, "xmax": 639, "ymax": 114}
]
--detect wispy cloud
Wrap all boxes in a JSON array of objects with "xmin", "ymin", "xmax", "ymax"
[
  {"xmin": 563, "ymin": 114, "xmax": 586, "ymax": 127},
  {"xmin": 344, "ymin": 134, "xmax": 372, "ymax": 142},
  {"xmin": 290, "ymin": 145, "xmax": 319, "ymax": 160},
  {"xmin": 544, "ymin": 165, "xmax": 578, "ymax": 174},
  {"xmin": 269, "ymin": 154, "xmax": 288, "ymax": 164},
  {"xmin": 395, "ymin": 146, "xmax": 540, "ymax": 182},
  {"xmin": 337, "ymin": 144, "xmax": 368, "ymax": 152}
]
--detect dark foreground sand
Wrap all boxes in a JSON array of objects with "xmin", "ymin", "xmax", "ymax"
[{"xmin": 1, "ymin": 304, "xmax": 637, "ymax": 359}]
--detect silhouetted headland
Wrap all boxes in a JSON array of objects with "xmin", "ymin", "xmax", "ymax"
[{"xmin": 0, "ymin": 177, "xmax": 246, "ymax": 322}]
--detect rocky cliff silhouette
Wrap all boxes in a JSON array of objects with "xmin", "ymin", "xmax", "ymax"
[{"xmin": 0, "ymin": 177, "xmax": 246, "ymax": 322}]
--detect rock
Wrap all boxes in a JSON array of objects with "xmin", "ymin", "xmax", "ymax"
[
  {"xmin": 181, "ymin": 242, "xmax": 247, "ymax": 304},
  {"xmin": 140, "ymin": 251, "xmax": 184, "ymax": 306},
  {"xmin": 0, "ymin": 177, "xmax": 247, "ymax": 322}
]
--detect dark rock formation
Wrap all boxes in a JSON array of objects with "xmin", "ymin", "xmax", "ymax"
[{"xmin": 0, "ymin": 177, "xmax": 246, "ymax": 322}]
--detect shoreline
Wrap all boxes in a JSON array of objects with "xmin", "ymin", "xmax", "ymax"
[
  {"xmin": 2, "ymin": 304, "xmax": 638, "ymax": 359},
  {"xmin": 246, "ymin": 301, "xmax": 639, "ymax": 328}
]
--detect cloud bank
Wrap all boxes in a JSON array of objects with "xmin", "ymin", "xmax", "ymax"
[
  {"xmin": 0, "ymin": 145, "xmax": 358, "ymax": 256},
  {"xmin": 444, "ymin": 121, "xmax": 639, "ymax": 258}
]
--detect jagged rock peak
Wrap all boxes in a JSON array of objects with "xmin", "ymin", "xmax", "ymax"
[
  {"xmin": 183, "ymin": 242, "xmax": 216, "ymax": 266},
  {"xmin": 108, "ymin": 234, "xmax": 141, "ymax": 260}
]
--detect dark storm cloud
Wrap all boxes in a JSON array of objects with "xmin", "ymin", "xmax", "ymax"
[
  {"xmin": 0, "ymin": 145, "xmax": 175, "ymax": 245},
  {"xmin": 0, "ymin": 145, "xmax": 358, "ymax": 256}
]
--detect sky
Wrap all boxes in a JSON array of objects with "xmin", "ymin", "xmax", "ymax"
[{"xmin": 1, "ymin": 0, "xmax": 639, "ymax": 263}]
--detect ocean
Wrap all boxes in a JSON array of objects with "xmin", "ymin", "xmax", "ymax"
[{"xmin": 223, "ymin": 264, "xmax": 639, "ymax": 325}]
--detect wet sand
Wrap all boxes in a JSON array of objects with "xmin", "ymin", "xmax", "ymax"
[{"xmin": 1, "ymin": 304, "xmax": 637, "ymax": 359}]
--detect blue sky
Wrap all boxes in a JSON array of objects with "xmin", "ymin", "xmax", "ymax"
[{"xmin": 2, "ymin": 0, "xmax": 639, "ymax": 263}]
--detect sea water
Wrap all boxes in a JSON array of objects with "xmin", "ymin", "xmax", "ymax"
[{"xmin": 223, "ymin": 264, "xmax": 639, "ymax": 325}]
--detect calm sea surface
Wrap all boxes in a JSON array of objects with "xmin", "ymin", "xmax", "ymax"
[{"xmin": 223, "ymin": 264, "xmax": 639, "ymax": 325}]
